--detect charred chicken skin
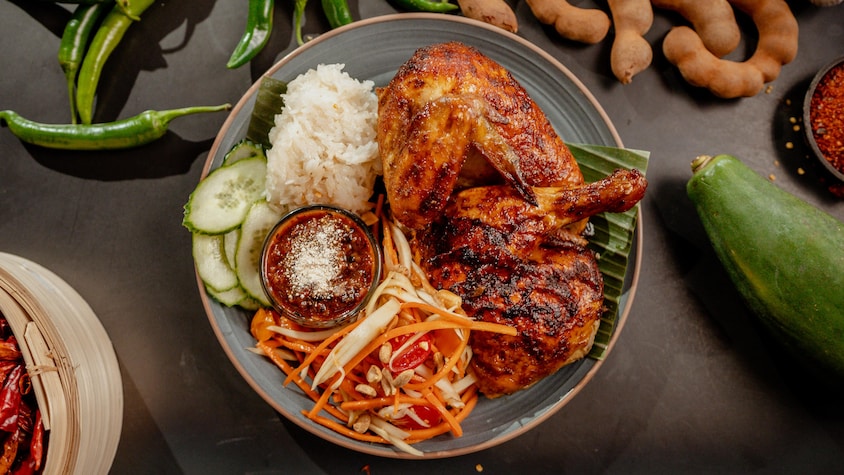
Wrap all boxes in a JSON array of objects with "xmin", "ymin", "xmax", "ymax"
[
  {"xmin": 377, "ymin": 41, "xmax": 585, "ymax": 231},
  {"xmin": 377, "ymin": 42, "xmax": 648, "ymax": 398},
  {"xmin": 415, "ymin": 171, "xmax": 646, "ymax": 397}
]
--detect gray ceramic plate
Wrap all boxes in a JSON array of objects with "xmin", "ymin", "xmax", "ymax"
[{"xmin": 199, "ymin": 13, "xmax": 641, "ymax": 459}]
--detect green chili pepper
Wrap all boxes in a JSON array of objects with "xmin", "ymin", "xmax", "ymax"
[
  {"xmin": 392, "ymin": 0, "xmax": 457, "ymax": 13},
  {"xmin": 75, "ymin": 0, "xmax": 155, "ymax": 125},
  {"xmin": 321, "ymin": 0, "xmax": 353, "ymax": 29},
  {"xmin": 47, "ymin": 0, "xmax": 113, "ymax": 4},
  {"xmin": 58, "ymin": 2, "xmax": 111, "ymax": 125},
  {"xmin": 0, "ymin": 104, "xmax": 231, "ymax": 151},
  {"xmin": 227, "ymin": 0, "xmax": 274, "ymax": 69},
  {"xmin": 294, "ymin": 0, "xmax": 308, "ymax": 46}
]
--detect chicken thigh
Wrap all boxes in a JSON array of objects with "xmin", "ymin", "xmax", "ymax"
[{"xmin": 415, "ymin": 170, "xmax": 646, "ymax": 397}]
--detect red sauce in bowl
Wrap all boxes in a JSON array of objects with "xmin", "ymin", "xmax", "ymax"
[{"xmin": 261, "ymin": 205, "xmax": 381, "ymax": 328}]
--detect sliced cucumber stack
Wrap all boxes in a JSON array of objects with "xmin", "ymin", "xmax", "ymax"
[
  {"xmin": 184, "ymin": 141, "xmax": 284, "ymax": 310},
  {"xmin": 186, "ymin": 77, "xmax": 291, "ymax": 310}
]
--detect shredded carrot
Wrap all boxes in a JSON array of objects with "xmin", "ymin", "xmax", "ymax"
[
  {"xmin": 307, "ymin": 377, "xmax": 338, "ymax": 419},
  {"xmin": 381, "ymin": 220, "xmax": 400, "ymax": 268},
  {"xmin": 277, "ymin": 338, "xmax": 318, "ymax": 354},
  {"xmin": 284, "ymin": 317, "xmax": 363, "ymax": 386},
  {"xmin": 307, "ymin": 412, "xmax": 388, "ymax": 444},
  {"xmin": 422, "ymin": 388, "xmax": 462, "ymax": 437},
  {"xmin": 257, "ymin": 342, "xmax": 347, "ymax": 421},
  {"xmin": 340, "ymin": 395, "xmax": 430, "ymax": 412},
  {"xmin": 404, "ymin": 388, "xmax": 478, "ymax": 442},
  {"xmin": 401, "ymin": 301, "xmax": 518, "ymax": 336}
]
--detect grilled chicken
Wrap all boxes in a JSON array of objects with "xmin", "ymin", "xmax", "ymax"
[
  {"xmin": 377, "ymin": 41, "xmax": 584, "ymax": 231},
  {"xmin": 415, "ymin": 170, "xmax": 646, "ymax": 397},
  {"xmin": 377, "ymin": 42, "xmax": 648, "ymax": 397}
]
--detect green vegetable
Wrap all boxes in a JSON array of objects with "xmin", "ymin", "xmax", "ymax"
[
  {"xmin": 687, "ymin": 154, "xmax": 844, "ymax": 381},
  {"xmin": 48, "ymin": 0, "xmax": 138, "ymax": 18},
  {"xmin": 193, "ymin": 232, "xmax": 240, "ymax": 293},
  {"xmin": 223, "ymin": 139, "xmax": 266, "ymax": 166},
  {"xmin": 392, "ymin": 0, "xmax": 457, "ymax": 13},
  {"xmin": 227, "ymin": 0, "xmax": 274, "ymax": 70},
  {"xmin": 321, "ymin": 0, "xmax": 354, "ymax": 29},
  {"xmin": 187, "ymin": 143, "xmax": 277, "ymax": 310},
  {"xmin": 45, "ymin": 0, "xmax": 112, "ymax": 4},
  {"xmin": 246, "ymin": 76, "xmax": 287, "ymax": 148},
  {"xmin": 567, "ymin": 143, "xmax": 648, "ymax": 359},
  {"xmin": 182, "ymin": 156, "xmax": 268, "ymax": 234},
  {"xmin": 75, "ymin": 0, "xmax": 155, "ymax": 125},
  {"xmin": 0, "ymin": 104, "xmax": 230, "ymax": 150},
  {"xmin": 294, "ymin": 0, "xmax": 308, "ymax": 45},
  {"xmin": 58, "ymin": 2, "xmax": 111, "ymax": 124},
  {"xmin": 235, "ymin": 201, "xmax": 284, "ymax": 306}
]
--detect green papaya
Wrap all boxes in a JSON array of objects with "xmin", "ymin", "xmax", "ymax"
[{"xmin": 687, "ymin": 154, "xmax": 844, "ymax": 382}]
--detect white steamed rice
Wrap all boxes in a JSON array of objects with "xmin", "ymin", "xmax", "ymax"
[{"xmin": 265, "ymin": 63, "xmax": 381, "ymax": 215}]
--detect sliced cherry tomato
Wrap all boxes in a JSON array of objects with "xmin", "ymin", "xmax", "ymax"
[
  {"xmin": 393, "ymin": 404, "xmax": 441, "ymax": 430},
  {"xmin": 387, "ymin": 333, "xmax": 432, "ymax": 372}
]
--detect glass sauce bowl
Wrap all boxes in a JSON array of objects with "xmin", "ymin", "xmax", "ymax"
[{"xmin": 260, "ymin": 205, "xmax": 382, "ymax": 328}]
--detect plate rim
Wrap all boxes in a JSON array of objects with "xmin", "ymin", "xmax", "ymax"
[{"xmin": 198, "ymin": 12, "xmax": 643, "ymax": 459}]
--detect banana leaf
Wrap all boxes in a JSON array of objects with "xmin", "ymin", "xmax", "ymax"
[{"xmin": 567, "ymin": 143, "xmax": 650, "ymax": 360}]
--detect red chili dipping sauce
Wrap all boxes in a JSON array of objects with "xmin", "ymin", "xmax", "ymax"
[{"xmin": 261, "ymin": 206, "xmax": 380, "ymax": 328}]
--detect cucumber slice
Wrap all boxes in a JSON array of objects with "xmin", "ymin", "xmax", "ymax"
[
  {"xmin": 238, "ymin": 296, "xmax": 262, "ymax": 311},
  {"xmin": 206, "ymin": 284, "xmax": 249, "ymax": 307},
  {"xmin": 223, "ymin": 139, "xmax": 265, "ymax": 166},
  {"xmin": 223, "ymin": 228, "xmax": 240, "ymax": 270},
  {"xmin": 235, "ymin": 201, "xmax": 285, "ymax": 306},
  {"xmin": 182, "ymin": 156, "xmax": 267, "ymax": 234},
  {"xmin": 192, "ymin": 232, "xmax": 239, "ymax": 292},
  {"xmin": 246, "ymin": 76, "xmax": 288, "ymax": 148}
]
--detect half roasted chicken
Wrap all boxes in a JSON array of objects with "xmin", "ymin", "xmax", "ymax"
[{"xmin": 377, "ymin": 42, "xmax": 647, "ymax": 397}]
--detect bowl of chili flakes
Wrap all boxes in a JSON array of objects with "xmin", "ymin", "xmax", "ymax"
[{"xmin": 804, "ymin": 56, "xmax": 844, "ymax": 182}]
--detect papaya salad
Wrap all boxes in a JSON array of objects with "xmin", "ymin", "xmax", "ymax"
[{"xmin": 250, "ymin": 210, "xmax": 516, "ymax": 455}]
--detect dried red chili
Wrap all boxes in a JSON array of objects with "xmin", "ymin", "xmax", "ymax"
[
  {"xmin": 0, "ymin": 338, "xmax": 22, "ymax": 362},
  {"xmin": 0, "ymin": 315, "xmax": 47, "ymax": 473},
  {"xmin": 30, "ymin": 410, "xmax": 44, "ymax": 472},
  {"xmin": 0, "ymin": 365, "xmax": 23, "ymax": 433},
  {"xmin": 0, "ymin": 429, "xmax": 20, "ymax": 473},
  {"xmin": 809, "ymin": 61, "xmax": 844, "ymax": 175}
]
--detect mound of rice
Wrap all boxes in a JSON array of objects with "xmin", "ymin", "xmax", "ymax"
[{"xmin": 265, "ymin": 63, "xmax": 381, "ymax": 215}]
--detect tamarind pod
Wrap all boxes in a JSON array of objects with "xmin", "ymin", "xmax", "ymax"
[
  {"xmin": 525, "ymin": 0, "xmax": 610, "ymax": 44},
  {"xmin": 458, "ymin": 0, "xmax": 518, "ymax": 33},
  {"xmin": 650, "ymin": 0, "xmax": 740, "ymax": 57},
  {"xmin": 728, "ymin": 0, "xmax": 799, "ymax": 82},
  {"xmin": 663, "ymin": 26, "xmax": 764, "ymax": 98},
  {"xmin": 607, "ymin": 0, "xmax": 653, "ymax": 84}
]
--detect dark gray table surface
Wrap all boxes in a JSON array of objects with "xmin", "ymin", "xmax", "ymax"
[{"xmin": 2, "ymin": 1, "xmax": 843, "ymax": 473}]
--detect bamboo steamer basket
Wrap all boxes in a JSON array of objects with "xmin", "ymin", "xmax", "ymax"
[{"xmin": 0, "ymin": 252, "xmax": 122, "ymax": 474}]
